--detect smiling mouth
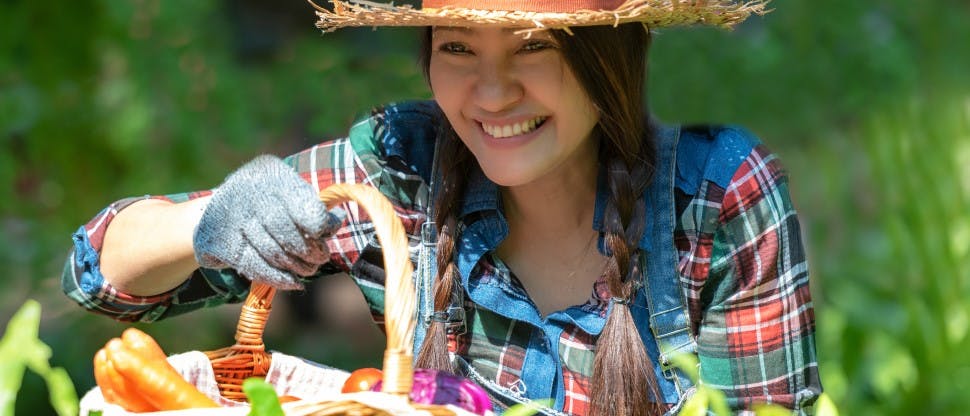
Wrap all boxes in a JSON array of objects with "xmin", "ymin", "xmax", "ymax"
[{"xmin": 481, "ymin": 116, "xmax": 547, "ymax": 138}]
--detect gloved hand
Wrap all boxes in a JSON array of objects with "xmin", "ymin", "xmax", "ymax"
[{"xmin": 193, "ymin": 155, "xmax": 344, "ymax": 290}]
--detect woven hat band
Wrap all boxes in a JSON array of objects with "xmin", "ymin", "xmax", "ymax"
[{"xmin": 422, "ymin": 0, "xmax": 626, "ymax": 13}]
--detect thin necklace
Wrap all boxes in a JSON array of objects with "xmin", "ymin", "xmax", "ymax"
[{"xmin": 563, "ymin": 231, "xmax": 606, "ymax": 282}]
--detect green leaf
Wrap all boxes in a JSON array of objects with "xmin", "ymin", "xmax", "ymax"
[
  {"xmin": 0, "ymin": 360, "xmax": 26, "ymax": 416},
  {"xmin": 752, "ymin": 403, "xmax": 792, "ymax": 416},
  {"xmin": 678, "ymin": 388, "xmax": 708, "ymax": 416},
  {"xmin": 0, "ymin": 300, "xmax": 42, "ymax": 415},
  {"xmin": 703, "ymin": 385, "xmax": 731, "ymax": 416},
  {"xmin": 45, "ymin": 367, "xmax": 80, "ymax": 416},
  {"xmin": 244, "ymin": 377, "xmax": 284, "ymax": 416},
  {"xmin": 0, "ymin": 300, "xmax": 78, "ymax": 416},
  {"xmin": 816, "ymin": 392, "xmax": 841, "ymax": 416},
  {"xmin": 503, "ymin": 399, "xmax": 555, "ymax": 416},
  {"xmin": 0, "ymin": 300, "xmax": 41, "ymax": 348},
  {"xmin": 20, "ymin": 329, "xmax": 79, "ymax": 416}
]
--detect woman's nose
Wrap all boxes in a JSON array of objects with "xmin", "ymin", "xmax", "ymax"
[{"xmin": 473, "ymin": 59, "xmax": 523, "ymax": 112}]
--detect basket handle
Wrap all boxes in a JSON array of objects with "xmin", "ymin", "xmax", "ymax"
[
  {"xmin": 317, "ymin": 183, "xmax": 417, "ymax": 398},
  {"xmin": 208, "ymin": 183, "xmax": 416, "ymax": 401}
]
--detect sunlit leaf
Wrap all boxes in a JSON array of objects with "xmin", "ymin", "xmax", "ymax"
[
  {"xmin": 816, "ymin": 392, "xmax": 840, "ymax": 416},
  {"xmin": 678, "ymin": 388, "xmax": 708, "ymax": 416},
  {"xmin": 504, "ymin": 399, "xmax": 554, "ymax": 416},
  {"xmin": 0, "ymin": 300, "xmax": 78, "ymax": 416},
  {"xmin": 752, "ymin": 403, "xmax": 792, "ymax": 416},
  {"xmin": 704, "ymin": 386, "xmax": 731, "ymax": 416},
  {"xmin": 45, "ymin": 368, "xmax": 80, "ymax": 416},
  {"xmin": 0, "ymin": 300, "xmax": 42, "ymax": 415},
  {"xmin": 244, "ymin": 377, "xmax": 284, "ymax": 416},
  {"xmin": 0, "ymin": 360, "xmax": 25, "ymax": 416}
]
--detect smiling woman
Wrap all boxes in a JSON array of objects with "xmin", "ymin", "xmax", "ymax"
[
  {"xmin": 416, "ymin": 23, "xmax": 663, "ymax": 415},
  {"xmin": 428, "ymin": 26, "xmax": 601, "ymax": 188},
  {"xmin": 60, "ymin": 0, "xmax": 819, "ymax": 415}
]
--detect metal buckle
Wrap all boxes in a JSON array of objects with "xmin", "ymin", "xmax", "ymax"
[
  {"xmin": 421, "ymin": 220, "xmax": 438, "ymax": 247},
  {"xmin": 657, "ymin": 339, "xmax": 696, "ymax": 380},
  {"xmin": 427, "ymin": 306, "xmax": 467, "ymax": 335}
]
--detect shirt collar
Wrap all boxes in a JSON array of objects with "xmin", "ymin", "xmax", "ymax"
[{"xmin": 458, "ymin": 164, "xmax": 501, "ymax": 218}]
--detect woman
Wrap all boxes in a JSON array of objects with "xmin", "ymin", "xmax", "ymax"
[{"xmin": 63, "ymin": 0, "xmax": 821, "ymax": 414}]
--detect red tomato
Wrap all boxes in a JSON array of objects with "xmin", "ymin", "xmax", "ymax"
[{"xmin": 341, "ymin": 368, "xmax": 383, "ymax": 393}]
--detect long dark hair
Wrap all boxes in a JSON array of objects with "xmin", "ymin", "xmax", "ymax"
[{"xmin": 415, "ymin": 24, "xmax": 663, "ymax": 416}]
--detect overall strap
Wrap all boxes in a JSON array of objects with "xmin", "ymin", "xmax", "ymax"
[
  {"xmin": 635, "ymin": 124, "xmax": 697, "ymax": 399},
  {"xmin": 413, "ymin": 135, "xmax": 466, "ymax": 356},
  {"xmin": 413, "ymin": 135, "xmax": 440, "ymax": 356}
]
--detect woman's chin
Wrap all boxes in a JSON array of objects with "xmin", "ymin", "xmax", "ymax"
[{"xmin": 476, "ymin": 162, "xmax": 543, "ymax": 188}]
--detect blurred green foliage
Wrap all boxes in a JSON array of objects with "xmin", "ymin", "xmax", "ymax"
[
  {"xmin": 2, "ymin": 0, "xmax": 968, "ymax": 414},
  {"xmin": 0, "ymin": 300, "xmax": 78, "ymax": 416}
]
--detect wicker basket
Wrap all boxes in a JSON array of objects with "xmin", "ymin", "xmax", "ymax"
[{"xmin": 202, "ymin": 183, "xmax": 458, "ymax": 415}]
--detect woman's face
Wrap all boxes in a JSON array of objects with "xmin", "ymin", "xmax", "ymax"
[{"xmin": 429, "ymin": 27, "xmax": 600, "ymax": 187}]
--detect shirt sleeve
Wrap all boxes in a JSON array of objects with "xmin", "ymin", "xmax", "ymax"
[
  {"xmin": 61, "ymin": 102, "xmax": 436, "ymax": 323},
  {"xmin": 61, "ymin": 192, "xmax": 254, "ymax": 323},
  {"xmin": 696, "ymin": 139, "xmax": 822, "ymax": 413}
]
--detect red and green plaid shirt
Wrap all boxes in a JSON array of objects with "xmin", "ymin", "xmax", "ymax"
[{"xmin": 64, "ymin": 101, "xmax": 820, "ymax": 414}]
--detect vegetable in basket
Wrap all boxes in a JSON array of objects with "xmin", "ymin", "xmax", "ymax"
[
  {"xmin": 344, "ymin": 366, "xmax": 494, "ymax": 414},
  {"xmin": 94, "ymin": 328, "xmax": 219, "ymax": 411},
  {"xmin": 341, "ymin": 367, "xmax": 384, "ymax": 393},
  {"xmin": 372, "ymin": 368, "xmax": 493, "ymax": 415}
]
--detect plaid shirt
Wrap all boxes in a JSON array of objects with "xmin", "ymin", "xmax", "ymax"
[{"xmin": 63, "ymin": 101, "xmax": 820, "ymax": 414}]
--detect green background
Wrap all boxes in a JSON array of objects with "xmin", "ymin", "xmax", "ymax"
[{"xmin": 2, "ymin": 0, "xmax": 968, "ymax": 414}]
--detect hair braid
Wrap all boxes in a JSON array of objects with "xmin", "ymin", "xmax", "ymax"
[
  {"xmin": 590, "ymin": 156, "xmax": 662, "ymax": 416},
  {"xmin": 549, "ymin": 25, "xmax": 663, "ymax": 415},
  {"xmin": 415, "ymin": 122, "xmax": 471, "ymax": 372}
]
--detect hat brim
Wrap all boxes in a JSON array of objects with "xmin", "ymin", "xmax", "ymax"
[{"xmin": 311, "ymin": 0, "xmax": 771, "ymax": 33}]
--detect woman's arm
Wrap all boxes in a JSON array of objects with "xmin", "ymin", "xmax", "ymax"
[
  {"xmin": 62, "ymin": 190, "xmax": 239, "ymax": 323},
  {"xmin": 100, "ymin": 196, "xmax": 210, "ymax": 296},
  {"xmin": 63, "ymin": 154, "xmax": 341, "ymax": 322},
  {"xmin": 690, "ymin": 133, "xmax": 821, "ymax": 413},
  {"xmin": 63, "ymin": 101, "xmax": 440, "ymax": 322}
]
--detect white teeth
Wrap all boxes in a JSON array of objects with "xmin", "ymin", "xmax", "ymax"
[{"xmin": 482, "ymin": 116, "xmax": 546, "ymax": 138}]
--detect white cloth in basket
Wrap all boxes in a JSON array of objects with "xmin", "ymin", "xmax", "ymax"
[
  {"xmin": 80, "ymin": 350, "xmax": 489, "ymax": 416},
  {"xmin": 81, "ymin": 350, "xmax": 350, "ymax": 414}
]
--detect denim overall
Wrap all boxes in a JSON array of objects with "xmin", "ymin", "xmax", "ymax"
[{"xmin": 412, "ymin": 124, "xmax": 697, "ymax": 415}]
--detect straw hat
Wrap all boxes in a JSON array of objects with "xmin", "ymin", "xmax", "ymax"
[{"xmin": 309, "ymin": 0, "xmax": 770, "ymax": 33}]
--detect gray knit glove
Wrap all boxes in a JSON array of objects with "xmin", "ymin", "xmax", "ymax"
[{"xmin": 193, "ymin": 155, "xmax": 343, "ymax": 290}]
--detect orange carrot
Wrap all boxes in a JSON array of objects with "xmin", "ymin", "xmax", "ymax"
[
  {"xmin": 95, "ymin": 345, "xmax": 156, "ymax": 412},
  {"xmin": 93, "ymin": 349, "xmax": 121, "ymax": 403},
  {"xmin": 105, "ymin": 338, "xmax": 219, "ymax": 410},
  {"xmin": 120, "ymin": 327, "xmax": 167, "ymax": 362}
]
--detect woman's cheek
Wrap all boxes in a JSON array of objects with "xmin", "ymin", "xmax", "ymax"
[{"xmin": 430, "ymin": 64, "xmax": 462, "ymax": 109}]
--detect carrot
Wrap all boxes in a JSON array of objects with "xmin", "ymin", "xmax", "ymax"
[
  {"xmin": 120, "ymin": 327, "xmax": 167, "ymax": 362},
  {"xmin": 105, "ymin": 338, "xmax": 220, "ymax": 410},
  {"xmin": 93, "ymin": 348, "xmax": 121, "ymax": 403},
  {"xmin": 95, "ymin": 345, "xmax": 156, "ymax": 412}
]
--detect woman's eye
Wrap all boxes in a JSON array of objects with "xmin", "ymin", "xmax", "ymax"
[
  {"xmin": 439, "ymin": 42, "xmax": 471, "ymax": 55},
  {"xmin": 520, "ymin": 40, "xmax": 554, "ymax": 53}
]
